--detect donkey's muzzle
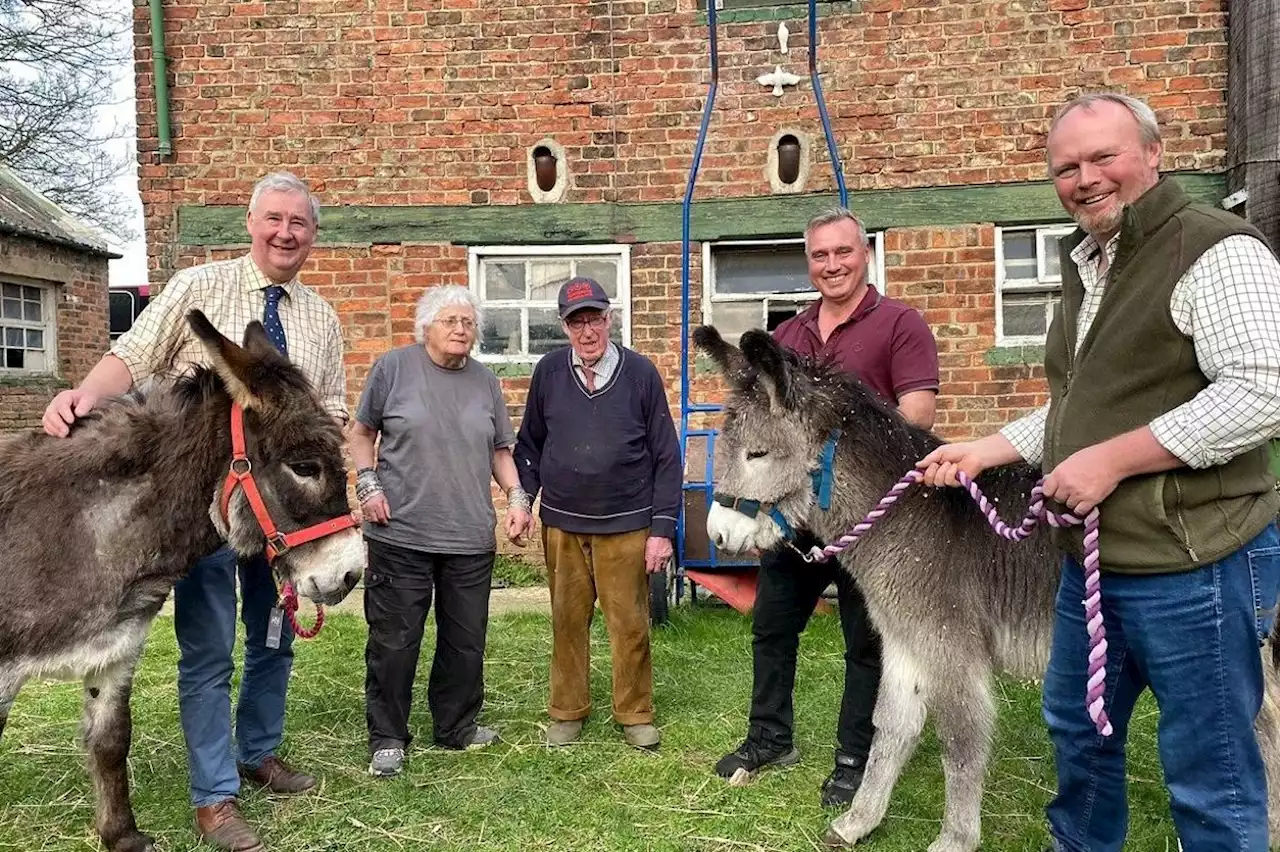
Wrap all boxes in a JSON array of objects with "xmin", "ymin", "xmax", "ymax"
[{"xmin": 304, "ymin": 569, "xmax": 362, "ymax": 606}]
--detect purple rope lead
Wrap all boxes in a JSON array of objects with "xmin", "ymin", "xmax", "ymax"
[{"xmin": 807, "ymin": 468, "xmax": 1113, "ymax": 737}]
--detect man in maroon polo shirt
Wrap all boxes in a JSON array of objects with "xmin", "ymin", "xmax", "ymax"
[{"xmin": 715, "ymin": 207, "xmax": 939, "ymax": 807}]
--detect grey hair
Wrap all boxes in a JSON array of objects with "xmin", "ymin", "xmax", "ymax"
[
  {"xmin": 1049, "ymin": 92, "xmax": 1162, "ymax": 148},
  {"xmin": 804, "ymin": 206, "xmax": 870, "ymax": 251},
  {"xmin": 249, "ymin": 171, "xmax": 321, "ymax": 226},
  {"xmin": 414, "ymin": 285, "xmax": 483, "ymax": 344}
]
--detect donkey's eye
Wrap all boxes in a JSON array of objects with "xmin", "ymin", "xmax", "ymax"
[
  {"xmin": 288, "ymin": 461, "xmax": 322, "ymax": 479},
  {"xmin": 746, "ymin": 450, "xmax": 769, "ymax": 460}
]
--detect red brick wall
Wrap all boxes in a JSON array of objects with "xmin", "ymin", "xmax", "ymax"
[
  {"xmin": 134, "ymin": 0, "xmax": 1222, "ymax": 440},
  {"xmin": 0, "ymin": 234, "xmax": 110, "ymax": 431},
  {"xmin": 133, "ymin": 0, "xmax": 1226, "ymax": 256}
]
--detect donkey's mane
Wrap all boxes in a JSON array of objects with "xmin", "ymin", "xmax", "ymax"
[
  {"xmin": 168, "ymin": 364, "xmax": 231, "ymax": 408},
  {"xmin": 0, "ymin": 366, "xmax": 235, "ymax": 513},
  {"xmin": 789, "ymin": 351, "xmax": 1045, "ymax": 515}
]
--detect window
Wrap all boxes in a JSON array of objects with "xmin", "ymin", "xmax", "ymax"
[
  {"xmin": 701, "ymin": 235, "xmax": 885, "ymax": 345},
  {"xmin": 468, "ymin": 245, "xmax": 631, "ymax": 362},
  {"xmin": 0, "ymin": 280, "xmax": 54, "ymax": 372},
  {"xmin": 995, "ymin": 225, "xmax": 1075, "ymax": 346}
]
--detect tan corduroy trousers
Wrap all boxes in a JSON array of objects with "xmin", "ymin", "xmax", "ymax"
[{"xmin": 542, "ymin": 526, "xmax": 654, "ymax": 725}]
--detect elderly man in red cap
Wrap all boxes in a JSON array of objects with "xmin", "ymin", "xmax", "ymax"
[{"xmin": 514, "ymin": 276, "xmax": 681, "ymax": 750}]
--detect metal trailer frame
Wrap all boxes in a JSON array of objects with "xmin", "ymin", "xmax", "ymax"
[{"xmin": 669, "ymin": 0, "xmax": 849, "ymax": 610}]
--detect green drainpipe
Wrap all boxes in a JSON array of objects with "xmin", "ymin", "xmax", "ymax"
[{"xmin": 148, "ymin": 0, "xmax": 173, "ymax": 156}]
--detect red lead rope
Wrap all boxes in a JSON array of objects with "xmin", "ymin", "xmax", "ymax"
[
  {"xmin": 220, "ymin": 403, "xmax": 359, "ymax": 640},
  {"xmin": 281, "ymin": 582, "xmax": 325, "ymax": 638}
]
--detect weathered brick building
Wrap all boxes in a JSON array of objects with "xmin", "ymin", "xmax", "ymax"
[
  {"xmin": 131, "ymin": 0, "xmax": 1228, "ymax": 442},
  {"xmin": 0, "ymin": 166, "xmax": 114, "ymax": 431}
]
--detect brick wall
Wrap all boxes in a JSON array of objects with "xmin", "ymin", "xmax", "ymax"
[
  {"xmin": 133, "ymin": 0, "xmax": 1226, "ymax": 259},
  {"xmin": 134, "ymin": 0, "xmax": 1223, "ymax": 440},
  {"xmin": 0, "ymin": 234, "xmax": 109, "ymax": 431}
]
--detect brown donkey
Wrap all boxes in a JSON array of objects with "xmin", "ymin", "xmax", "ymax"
[{"xmin": 0, "ymin": 312, "xmax": 364, "ymax": 852}]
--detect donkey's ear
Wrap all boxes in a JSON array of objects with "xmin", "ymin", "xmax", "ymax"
[
  {"xmin": 739, "ymin": 328, "xmax": 794, "ymax": 411},
  {"xmin": 240, "ymin": 321, "xmax": 285, "ymax": 361},
  {"xmin": 187, "ymin": 310, "xmax": 266, "ymax": 410},
  {"xmin": 692, "ymin": 325, "xmax": 750, "ymax": 385}
]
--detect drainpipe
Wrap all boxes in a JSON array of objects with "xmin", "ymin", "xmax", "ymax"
[{"xmin": 148, "ymin": 0, "xmax": 173, "ymax": 157}]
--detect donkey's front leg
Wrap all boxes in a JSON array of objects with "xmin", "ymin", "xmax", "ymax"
[
  {"xmin": 1255, "ymin": 644, "xmax": 1280, "ymax": 848},
  {"xmin": 824, "ymin": 639, "xmax": 927, "ymax": 848},
  {"xmin": 83, "ymin": 650, "xmax": 153, "ymax": 852},
  {"xmin": 0, "ymin": 670, "xmax": 20, "ymax": 741},
  {"xmin": 923, "ymin": 661, "xmax": 996, "ymax": 852}
]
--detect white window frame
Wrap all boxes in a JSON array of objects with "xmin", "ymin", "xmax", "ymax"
[
  {"xmin": 994, "ymin": 224, "xmax": 1075, "ymax": 347},
  {"xmin": 467, "ymin": 244, "xmax": 632, "ymax": 364},
  {"xmin": 700, "ymin": 235, "xmax": 886, "ymax": 337},
  {"xmin": 0, "ymin": 276, "xmax": 58, "ymax": 375}
]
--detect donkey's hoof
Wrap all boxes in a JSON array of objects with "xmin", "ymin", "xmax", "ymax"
[
  {"xmin": 926, "ymin": 832, "xmax": 978, "ymax": 852},
  {"xmin": 821, "ymin": 827, "xmax": 853, "ymax": 848},
  {"xmin": 110, "ymin": 831, "xmax": 155, "ymax": 852}
]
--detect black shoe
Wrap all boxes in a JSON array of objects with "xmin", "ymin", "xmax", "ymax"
[
  {"xmin": 820, "ymin": 754, "xmax": 866, "ymax": 807},
  {"xmin": 715, "ymin": 738, "xmax": 801, "ymax": 779}
]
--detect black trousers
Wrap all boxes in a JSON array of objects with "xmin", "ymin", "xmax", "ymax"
[
  {"xmin": 748, "ymin": 534, "xmax": 882, "ymax": 763},
  {"xmin": 363, "ymin": 537, "xmax": 494, "ymax": 752}
]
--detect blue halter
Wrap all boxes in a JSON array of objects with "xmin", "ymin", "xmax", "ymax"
[{"xmin": 713, "ymin": 429, "xmax": 841, "ymax": 542}]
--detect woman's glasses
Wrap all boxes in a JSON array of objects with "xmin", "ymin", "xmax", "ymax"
[{"xmin": 436, "ymin": 317, "xmax": 477, "ymax": 331}]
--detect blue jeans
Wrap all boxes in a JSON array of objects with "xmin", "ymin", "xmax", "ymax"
[
  {"xmin": 174, "ymin": 546, "xmax": 294, "ymax": 808},
  {"xmin": 1044, "ymin": 525, "xmax": 1280, "ymax": 852}
]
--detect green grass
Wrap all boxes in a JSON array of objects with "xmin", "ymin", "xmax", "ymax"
[
  {"xmin": 0, "ymin": 609, "xmax": 1178, "ymax": 852},
  {"xmin": 491, "ymin": 554, "xmax": 546, "ymax": 588}
]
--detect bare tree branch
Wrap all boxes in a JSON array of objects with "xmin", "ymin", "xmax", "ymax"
[{"xmin": 0, "ymin": 0, "xmax": 137, "ymax": 242}]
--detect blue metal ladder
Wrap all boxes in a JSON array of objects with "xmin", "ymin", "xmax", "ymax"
[{"xmin": 675, "ymin": 0, "xmax": 850, "ymax": 605}]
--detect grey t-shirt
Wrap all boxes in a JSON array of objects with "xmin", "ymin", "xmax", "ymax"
[{"xmin": 356, "ymin": 345, "xmax": 516, "ymax": 554}]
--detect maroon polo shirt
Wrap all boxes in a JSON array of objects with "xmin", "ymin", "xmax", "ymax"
[{"xmin": 772, "ymin": 286, "xmax": 939, "ymax": 405}]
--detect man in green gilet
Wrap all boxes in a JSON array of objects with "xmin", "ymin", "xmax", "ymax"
[{"xmin": 920, "ymin": 92, "xmax": 1280, "ymax": 851}]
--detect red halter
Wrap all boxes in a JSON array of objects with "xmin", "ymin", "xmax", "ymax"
[{"xmin": 219, "ymin": 402, "xmax": 359, "ymax": 564}]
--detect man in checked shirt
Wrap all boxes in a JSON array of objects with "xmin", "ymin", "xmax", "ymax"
[
  {"xmin": 43, "ymin": 172, "xmax": 347, "ymax": 852},
  {"xmin": 920, "ymin": 93, "xmax": 1280, "ymax": 852}
]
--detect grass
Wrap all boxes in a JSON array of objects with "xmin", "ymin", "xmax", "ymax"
[
  {"xmin": 491, "ymin": 554, "xmax": 546, "ymax": 588},
  {"xmin": 0, "ymin": 608, "xmax": 1178, "ymax": 852}
]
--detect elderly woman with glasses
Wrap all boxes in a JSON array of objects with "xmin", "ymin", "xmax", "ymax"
[{"xmin": 352, "ymin": 285, "xmax": 535, "ymax": 777}]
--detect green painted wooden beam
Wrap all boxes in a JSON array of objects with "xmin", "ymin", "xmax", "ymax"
[
  {"xmin": 178, "ymin": 172, "xmax": 1226, "ymax": 247},
  {"xmin": 694, "ymin": 1, "xmax": 859, "ymax": 24}
]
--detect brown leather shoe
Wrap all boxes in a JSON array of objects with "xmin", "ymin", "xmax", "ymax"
[
  {"xmin": 236, "ymin": 755, "xmax": 317, "ymax": 794},
  {"xmin": 195, "ymin": 799, "xmax": 265, "ymax": 852}
]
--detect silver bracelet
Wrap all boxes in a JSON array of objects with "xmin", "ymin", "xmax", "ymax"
[
  {"xmin": 506, "ymin": 486, "xmax": 532, "ymax": 512},
  {"xmin": 356, "ymin": 469, "xmax": 384, "ymax": 504}
]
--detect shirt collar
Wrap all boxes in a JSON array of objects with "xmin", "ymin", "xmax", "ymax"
[
  {"xmin": 799, "ymin": 284, "xmax": 881, "ymax": 330},
  {"xmin": 240, "ymin": 254, "xmax": 297, "ymax": 298},
  {"xmin": 1068, "ymin": 232, "xmax": 1121, "ymax": 293}
]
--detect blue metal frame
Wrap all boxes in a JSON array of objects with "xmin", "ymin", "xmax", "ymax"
[
  {"xmin": 675, "ymin": 0, "xmax": 847, "ymax": 603},
  {"xmin": 809, "ymin": 0, "xmax": 848, "ymax": 208}
]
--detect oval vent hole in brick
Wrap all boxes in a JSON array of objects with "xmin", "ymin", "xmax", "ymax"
[
  {"xmin": 533, "ymin": 146, "xmax": 558, "ymax": 193},
  {"xmin": 776, "ymin": 134, "xmax": 801, "ymax": 185}
]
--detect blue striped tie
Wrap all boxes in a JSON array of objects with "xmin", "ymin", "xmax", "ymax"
[{"xmin": 262, "ymin": 286, "xmax": 288, "ymax": 357}]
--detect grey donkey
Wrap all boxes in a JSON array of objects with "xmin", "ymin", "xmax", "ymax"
[
  {"xmin": 0, "ymin": 313, "xmax": 364, "ymax": 851},
  {"xmin": 695, "ymin": 325, "xmax": 1280, "ymax": 852}
]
